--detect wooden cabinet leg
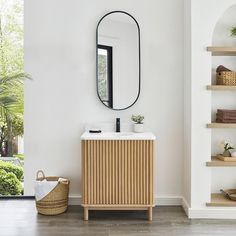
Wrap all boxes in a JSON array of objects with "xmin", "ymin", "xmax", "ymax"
[
  {"xmin": 84, "ymin": 208, "xmax": 89, "ymax": 221},
  {"xmin": 148, "ymin": 207, "xmax": 153, "ymax": 221}
]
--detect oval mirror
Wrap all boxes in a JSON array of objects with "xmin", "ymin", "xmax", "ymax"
[{"xmin": 96, "ymin": 11, "xmax": 141, "ymax": 110}]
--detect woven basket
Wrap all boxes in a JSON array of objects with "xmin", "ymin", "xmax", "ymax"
[
  {"xmin": 217, "ymin": 71, "xmax": 236, "ymax": 86},
  {"xmin": 35, "ymin": 170, "xmax": 70, "ymax": 215},
  {"xmin": 220, "ymin": 189, "xmax": 236, "ymax": 201}
]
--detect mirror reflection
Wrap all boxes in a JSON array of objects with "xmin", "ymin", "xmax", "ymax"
[{"xmin": 96, "ymin": 11, "xmax": 140, "ymax": 110}]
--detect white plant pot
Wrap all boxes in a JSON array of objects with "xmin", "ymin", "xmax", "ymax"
[
  {"xmin": 133, "ymin": 123, "xmax": 144, "ymax": 133},
  {"xmin": 232, "ymin": 152, "xmax": 236, "ymax": 157}
]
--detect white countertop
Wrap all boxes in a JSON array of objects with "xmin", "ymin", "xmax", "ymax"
[{"xmin": 81, "ymin": 132, "xmax": 156, "ymax": 140}]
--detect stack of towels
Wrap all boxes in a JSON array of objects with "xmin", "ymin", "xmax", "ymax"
[{"xmin": 216, "ymin": 109, "xmax": 236, "ymax": 123}]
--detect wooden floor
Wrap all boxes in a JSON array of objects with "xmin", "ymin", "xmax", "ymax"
[{"xmin": 1, "ymin": 200, "xmax": 236, "ymax": 236}]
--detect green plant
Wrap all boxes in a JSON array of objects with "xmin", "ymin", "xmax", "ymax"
[
  {"xmin": 220, "ymin": 141, "xmax": 234, "ymax": 151},
  {"xmin": 13, "ymin": 153, "xmax": 24, "ymax": 160},
  {"xmin": 0, "ymin": 160, "xmax": 23, "ymax": 181},
  {"xmin": 131, "ymin": 115, "xmax": 144, "ymax": 124},
  {"xmin": 0, "ymin": 169, "xmax": 22, "ymax": 195},
  {"xmin": 231, "ymin": 26, "xmax": 236, "ymax": 37}
]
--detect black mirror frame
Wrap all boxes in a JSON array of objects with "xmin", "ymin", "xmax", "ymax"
[{"xmin": 96, "ymin": 10, "xmax": 141, "ymax": 111}]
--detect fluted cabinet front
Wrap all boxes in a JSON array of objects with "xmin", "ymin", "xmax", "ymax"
[{"xmin": 81, "ymin": 140, "xmax": 154, "ymax": 220}]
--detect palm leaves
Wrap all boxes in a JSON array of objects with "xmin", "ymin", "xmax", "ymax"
[
  {"xmin": 0, "ymin": 73, "xmax": 29, "ymax": 120},
  {"xmin": 0, "ymin": 0, "xmax": 26, "ymax": 120},
  {"xmin": 0, "ymin": 72, "xmax": 29, "ymax": 157}
]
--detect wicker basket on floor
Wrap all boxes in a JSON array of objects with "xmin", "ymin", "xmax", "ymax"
[
  {"xmin": 217, "ymin": 71, "xmax": 236, "ymax": 86},
  {"xmin": 35, "ymin": 170, "xmax": 70, "ymax": 215}
]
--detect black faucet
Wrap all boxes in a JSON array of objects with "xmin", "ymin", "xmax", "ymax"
[{"xmin": 116, "ymin": 118, "xmax": 120, "ymax": 132}]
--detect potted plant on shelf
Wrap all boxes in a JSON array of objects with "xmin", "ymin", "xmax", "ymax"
[
  {"xmin": 220, "ymin": 141, "xmax": 234, "ymax": 157},
  {"xmin": 131, "ymin": 115, "xmax": 144, "ymax": 133}
]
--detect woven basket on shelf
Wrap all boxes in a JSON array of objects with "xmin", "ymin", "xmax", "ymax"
[
  {"xmin": 217, "ymin": 71, "xmax": 236, "ymax": 86},
  {"xmin": 35, "ymin": 170, "xmax": 70, "ymax": 215}
]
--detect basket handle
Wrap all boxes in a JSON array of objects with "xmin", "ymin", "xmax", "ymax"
[
  {"xmin": 58, "ymin": 178, "xmax": 70, "ymax": 185},
  {"xmin": 220, "ymin": 189, "xmax": 231, "ymax": 199},
  {"xmin": 36, "ymin": 170, "xmax": 45, "ymax": 180}
]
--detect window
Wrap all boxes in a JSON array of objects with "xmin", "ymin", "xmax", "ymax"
[
  {"xmin": 0, "ymin": 0, "xmax": 25, "ymax": 196},
  {"xmin": 97, "ymin": 45, "xmax": 113, "ymax": 108}
]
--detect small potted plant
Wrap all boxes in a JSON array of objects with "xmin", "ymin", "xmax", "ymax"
[
  {"xmin": 220, "ymin": 141, "xmax": 234, "ymax": 157},
  {"xmin": 230, "ymin": 26, "xmax": 236, "ymax": 37},
  {"xmin": 131, "ymin": 115, "xmax": 144, "ymax": 133}
]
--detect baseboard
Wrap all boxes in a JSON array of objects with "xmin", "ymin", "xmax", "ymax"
[
  {"xmin": 181, "ymin": 197, "xmax": 236, "ymax": 219},
  {"xmin": 181, "ymin": 197, "xmax": 190, "ymax": 217},
  {"xmin": 154, "ymin": 195, "xmax": 183, "ymax": 206},
  {"xmin": 69, "ymin": 195, "xmax": 183, "ymax": 206},
  {"xmin": 68, "ymin": 195, "xmax": 82, "ymax": 205},
  {"xmin": 188, "ymin": 208, "xmax": 236, "ymax": 219}
]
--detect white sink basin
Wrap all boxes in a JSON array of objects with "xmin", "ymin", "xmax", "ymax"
[
  {"xmin": 81, "ymin": 132, "xmax": 156, "ymax": 140},
  {"xmin": 116, "ymin": 132, "xmax": 134, "ymax": 136}
]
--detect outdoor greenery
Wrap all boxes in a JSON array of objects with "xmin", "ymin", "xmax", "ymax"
[
  {"xmin": 13, "ymin": 153, "xmax": 24, "ymax": 160},
  {"xmin": 0, "ymin": 160, "xmax": 23, "ymax": 181},
  {"xmin": 0, "ymin": 0, "xmax": 25, "ymax": 196},
  {"xmin": 0, "ymin": 169, "xmax": 22, "ymax": 195},
  {"xmin": 98, "ymin": 53, "xmax": 108, "ymax": 101},
  {"xmin": 0, "ymin": 0, "xmax": 27, "ymax": 157}
]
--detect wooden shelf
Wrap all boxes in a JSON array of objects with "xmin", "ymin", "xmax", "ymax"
[
  {"xmin": 207, "ymin": 46, "xmax": 236, "ymax": 55},
  {"xmin": 207, "ymin": 85, "xmax": 236, "ymax": 91},
  {"xmin": 206, "ymin": 157, "xmax": 236, "ymax": 167},
  {"xmin": 207, "ymin": 123, "xmax": 236, "ymax": 128},
  {"xmin": 206, "ymin": 193, "xmax": 236, "ymax": 207}
]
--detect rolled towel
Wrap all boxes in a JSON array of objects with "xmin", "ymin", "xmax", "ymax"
[
  {"xmin": 58, "ymin": 177, "xmax": 69, "ymax": 184},
  {"xmin": 217, "ymin": 109, "xmax": 236, "ymax": 114}
]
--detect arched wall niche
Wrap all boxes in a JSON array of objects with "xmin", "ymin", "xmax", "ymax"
[
  {"xmin": 211, "ymin": 4, "xmax": 236, "ymax": 193},
  {"xmin": 212, "ymin": 4, "xmax": 236, "ymax": 47},
  {"xmin": 211, "ymin": 4, "xmax": 236, "ymax": 83}
]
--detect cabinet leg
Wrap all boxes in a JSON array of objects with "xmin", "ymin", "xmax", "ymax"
[
  {"xmin": 148, "ymin": 207, "xmax": 152, "ymax": 221},
  {"xmin": 84, "ymin": 208, "xmax": 89, "ymax": 221}
]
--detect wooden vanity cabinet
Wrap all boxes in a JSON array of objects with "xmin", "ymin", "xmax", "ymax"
[{"xmin": 81, "ymin": 139, "xmax": 155, "ymax": 221}]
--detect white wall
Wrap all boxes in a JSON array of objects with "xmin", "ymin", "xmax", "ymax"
[
  {"xmin": 24, "ymin": 0, "xmax": 184, "ymax": 202},
  {"xmin": 185, "ymin": 0, "xmax": 236, "ymax": 217},
  {"xmin": 183, "ymin": 0, "xmax": 192, "ymax": 207}
]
